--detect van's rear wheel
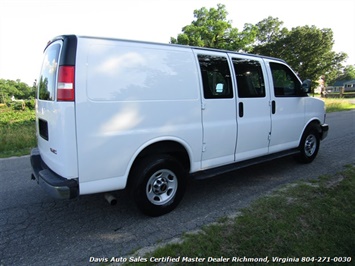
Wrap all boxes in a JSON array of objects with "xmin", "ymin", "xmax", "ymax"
[
  {"xmin": 130, "ymin": 155, "xmax": 187, "ymax": 216},
  {"xmin": 298, "ymin": 126, "xmax": 320, "ymax": 163}
]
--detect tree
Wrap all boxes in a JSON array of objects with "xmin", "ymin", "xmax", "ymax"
[
  {"xmin": 254, "ymin": 16, "xmax": 288, "ymax": 46},
  {"xmin": 252, "ymin": 25, "xmax": 347, "ymax": 83},
  {"xmin": 235, "ymin": 23, "xmax": 258, "ymax": 52},
  {"xmin": 342, "ymin": 65, "xmax": 355, "ymax": 80},
  {"xmin": 328, "ymin": 65, "xmax": 355, "ymax": 84},
  {"xmin": 170, "ymin": 5, "xmax": 348, "ymax": 87},
  {"xmin": 170, "ymin": 4, "xmax": 257, "ymax": 51},
  {"xmin": 0, "ymin": 79, "xmax": 35, "ymax": 103}
]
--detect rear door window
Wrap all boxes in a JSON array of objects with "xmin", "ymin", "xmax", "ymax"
[
  {"xmin": 197, "ymin": 54, "xmax": 233, "ymax": 99},
  {"xmin": 233, "ymin": 58, "xmax": 265, "ymax": 98},
  {"xmin": 38, "ymin": 42, "xmax": 61, "ymax": 101}
]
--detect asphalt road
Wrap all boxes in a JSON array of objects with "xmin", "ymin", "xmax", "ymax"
[{"xmin": 1, "ymin": 111, "xmax": 354, "ymax": 266}]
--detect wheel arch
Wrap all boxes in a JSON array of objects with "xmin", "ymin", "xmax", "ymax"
[
  {"xmin": 126, "ymin": 138, "xmax": 192, "ymax": 187},
  {"xmin": 299, "ymin": 118, "xmax": 322, "ymax": 146}
]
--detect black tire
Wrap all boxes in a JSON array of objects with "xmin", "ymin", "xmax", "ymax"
[
  {"xmin": 298, "ymin": 126, "xmax": 320, "ymax": 163},
  {"xmin": 129, "ymin": 155, "xmax": 187, "ymax": 217}
]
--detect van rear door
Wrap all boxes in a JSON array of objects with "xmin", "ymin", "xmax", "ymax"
[
  {"xmin": 196, "ymin": 51, "xmax": 237, "ymax": 168},
  {"xmin": 230, "ymin": 55, "xmax": 271, "ymax": 161},
  {"xmin": 36, "ymin": 36, "xmax": 78, "ymax": 179}
]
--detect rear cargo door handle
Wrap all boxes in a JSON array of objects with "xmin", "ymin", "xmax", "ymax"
[
  {"xmin": 239, "ymin": 102, "xmax": 244, "ymax": 118},
  {"xmin": 272, "ymin": 100, "xmax": 276, "ymax": 114}
]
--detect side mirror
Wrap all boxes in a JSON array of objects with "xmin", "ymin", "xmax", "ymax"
[{"xmin": 301, "ymin": 79, "xmax": 311, "ymax": 93}]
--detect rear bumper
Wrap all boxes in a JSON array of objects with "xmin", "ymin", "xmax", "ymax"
[
  {"xmin": 30, "ymin": 148, "xmax": 79, "ymax": 199},
  {"xmin": 320, "ymin": 124, "xmax": 329, "ymax": 140}
]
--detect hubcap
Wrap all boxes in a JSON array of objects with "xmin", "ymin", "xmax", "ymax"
[
  {"xmin": 146, "ymin": 169, "xmax": 177, "ymax": 205},
  {"xmin": 304, "ymin": 134, "xmax": 317, "ymax": 157}
]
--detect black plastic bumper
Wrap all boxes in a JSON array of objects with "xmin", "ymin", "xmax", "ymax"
[
  {"xmin": 320, "ymin": 124, "xmax": 329, "ymax": 140},
  {"xmin": 30, "ymin": 148, "xmax": 79, "ymax": 199}
]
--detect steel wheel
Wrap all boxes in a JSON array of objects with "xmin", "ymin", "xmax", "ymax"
[
  {"xmin": 304, "ymin": 134, "xmax": 317, "ymax": 157},
  {"xmin": 146, "ymin": 169, "xmax": 178, "ymax": 205},
  {"xmin": 130, "ymin": 155, "xmax": 187, "ymax": 216},
  {"xmin": 298, "ymin": 125, "xmax": 320, "ymax": 163}
]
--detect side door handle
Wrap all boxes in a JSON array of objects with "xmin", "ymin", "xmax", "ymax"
[
  {"xmin": 239, "ymin": 102, "xmax": 244, "ymax": 118},
  {"xmin": 272, "ymin": 100, "xmax": 276, "ymax": 114}
]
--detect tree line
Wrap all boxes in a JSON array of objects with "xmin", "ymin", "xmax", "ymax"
[
  {"xmin": 171, "ymin": 4, "xmax": 355, "ymax": 86},
  {"xmin": 0, "ymin": 79, "xmax": 36, "ymax": 103}
]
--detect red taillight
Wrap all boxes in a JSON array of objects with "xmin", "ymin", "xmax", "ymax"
[{"xmin": 57, "ymin": 66, "xmax": 75, "ymax": 101}]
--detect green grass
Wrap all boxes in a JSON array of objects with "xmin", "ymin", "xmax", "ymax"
[
  {"xmin": 323, "ymin": 98, "xmax": 355, "ymax": 112},
  {"xmin": 0, "ymin": 107, "xmax": 36, "ymax": 158},
  {"xmin": 126, "ymin": 165, "xmax": 355, "ymax": 265}
]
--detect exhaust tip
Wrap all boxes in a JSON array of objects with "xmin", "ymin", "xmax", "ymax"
[{"xmin": 104, "ymin": 193, "xmax": 117, "ymax": 206}]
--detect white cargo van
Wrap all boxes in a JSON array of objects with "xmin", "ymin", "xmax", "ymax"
[{"xmin": 31, "ymin": 35, "xmax": 328, "ymax": 216}]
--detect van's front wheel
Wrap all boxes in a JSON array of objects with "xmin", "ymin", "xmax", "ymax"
[
  {"xmin": 130, "ymin": 155, "xmax": 187, "ymax": 216},
  {"xmin": 298, "ymin": 126, "xmax": 320, "ymax": 163}
]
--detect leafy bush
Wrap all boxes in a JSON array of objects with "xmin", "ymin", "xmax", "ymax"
[
  {"xmin": 10, "ymin": 101, "xmax": 25, "ymax": 111},
  {"xmin": 5, "ymin": 99, "xmax": 36, "ymax": 111},
  {"xmin": 0, "ymin": 107, "xmax": 36, "ymax": 157},
  {"xmin": 0, "ymin": 106, "xmax": 35, "ymax": 125},
  {"xmin": 0, "ymin": 78, "xmax": 35, "ymax": 102},
  {"xmin": 25, "ymin": 99, "xmax": 36, "ymax": 110}
]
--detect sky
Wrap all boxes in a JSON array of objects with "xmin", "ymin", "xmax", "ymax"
[{"xmin": 0, "ymin": 0, "xmax": 354, "ymax": 85}]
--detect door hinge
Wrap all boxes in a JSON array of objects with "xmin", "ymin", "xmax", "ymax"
[
  {"xmin": 268, "ymin": 132, "xmax": 271, "ymax": 141},
  {"xmin": 201, "ymin": 102, "xmax": 206, "ymax": 110}
]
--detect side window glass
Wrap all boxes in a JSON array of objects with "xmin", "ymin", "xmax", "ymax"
[
  {"xmin": 270, "ymin": 62, "xmax": 301, "ymax": 97},
  {"xmin": 232, "ymin": 58, "xmax": 265, "ymax": 98},
  {"xmin": 198, "ymin": 54, "xmax": 233, "ymax": 99}
]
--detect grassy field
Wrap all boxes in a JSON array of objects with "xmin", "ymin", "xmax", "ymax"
[
  {"xmin": 0, "ymin": 106, "xmax": 36, "ymax": 158},
  {"xmin": 125, "ymin": 165, "xmax": 355, "ymax": 265},
  {"xmin": 0, "ymin": 97, "xmax": 354, "ymax": 158},
  {"xmin": 323, "ymin": 98, "xmax": 355, "ymax": 113}
]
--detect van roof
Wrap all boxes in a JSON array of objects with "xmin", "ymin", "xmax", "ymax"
[{"xmin": 49, "ymin": 34, "xmax": 286, "ymax": 64}]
